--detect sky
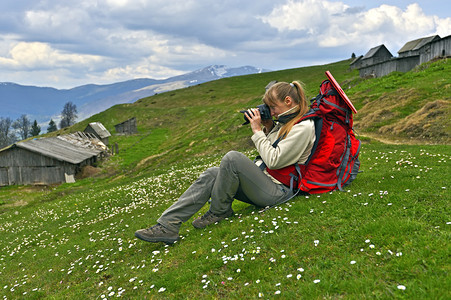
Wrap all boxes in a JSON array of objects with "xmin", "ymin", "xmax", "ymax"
[{"xmin": 0, "ymin": 0, "xmax": 450, "ymax": 89}]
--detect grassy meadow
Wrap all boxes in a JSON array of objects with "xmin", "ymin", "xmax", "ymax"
[{"xmin": 0, "ymin": 59, "xmax": 450, "ymax": 299}]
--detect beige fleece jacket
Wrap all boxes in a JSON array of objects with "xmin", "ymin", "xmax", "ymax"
[{"xmin": 251, "ymin": 114, "xmax": 315, "ymax": 184}]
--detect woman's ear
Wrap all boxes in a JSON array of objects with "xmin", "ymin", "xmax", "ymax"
[{"xmin": 284, "ymin": 96, "xmax": 293, "ymax": 106}]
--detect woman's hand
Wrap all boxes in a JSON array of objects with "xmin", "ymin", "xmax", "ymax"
[
  {"xmin": 261, "ymin": 119, "xmax": 274, "ymax": 133},
  {"xmin": 246, "ymin": 108, "xmax": 263, "ymax": 134}
]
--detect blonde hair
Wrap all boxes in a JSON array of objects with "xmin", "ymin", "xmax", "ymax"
[{"xmin": 263, "ymin": 81, "xmax": 309, "ymax": 139}]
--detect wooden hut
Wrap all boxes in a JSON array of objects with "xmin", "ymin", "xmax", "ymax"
[
  {"xmin": 0, "ymin": 133, "xmax": 107, "ymax": 186},
  {"xmin": 114, "ymin": 117, "xmax": 137, "ymax": 135},
  {"xmin": 353, "ymin": 35, "xmax": 450, "ymax": 78},
  {"xmin": 84, "ymin": 122, "xmax": 111, "ymax": 145}
]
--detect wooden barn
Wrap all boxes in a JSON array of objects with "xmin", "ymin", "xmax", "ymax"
[
  {"xmin": 354, "ymin": 35, "xmax": 450, "ymax": 78},
  {"xmin": 0, "ymin": 132, "xmax": 108, "ymax": 186},
  {"xmin": 114, "ymin": 117, "xmax": 137, "ymax": 135},
  {"xmin": 84, "ymin": 122, "xmax": 111, "ymax": 145}
]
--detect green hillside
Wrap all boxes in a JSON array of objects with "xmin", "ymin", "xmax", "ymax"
[
  {"xmin": 53, "ymin": 58, "xmax": 450, "ymax": 175},
  {"xmin": 0, "ymin": 59, "xmax": 450, "ymax": 299}
]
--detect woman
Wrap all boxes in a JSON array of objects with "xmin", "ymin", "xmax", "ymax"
[{"xmin": 135, "ymin": 81, "xmax": 316, "ymax": 244}]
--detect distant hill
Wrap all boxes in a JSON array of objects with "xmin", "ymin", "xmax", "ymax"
[{"xmin": 0, "ymin": 65, "xmax": 268, "ymax": 127}]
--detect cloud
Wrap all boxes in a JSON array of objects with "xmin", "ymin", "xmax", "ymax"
[
  {"xmin": 0, "ymin": 0, "xmax": 449, "ymax": 88},
  {"xmin": 261, "ymin": 1, "xmax": 451, "ymax": 50},
  {"xmin": 0, "ymin": 42, "xmax": 103, "ymax": 70}
]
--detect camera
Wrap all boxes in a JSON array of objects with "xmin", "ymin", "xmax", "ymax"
[{"xmin": 240, "ymin": 104, "xmax": 272, "ymax": 124}]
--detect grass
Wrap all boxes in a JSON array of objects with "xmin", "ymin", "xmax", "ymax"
[
  {"xmin": 0, "ymin": 143, "xmax": 450, "ymax": 299},
  {"xmin": 0, "ymin": 58, "xmax": 450, "ymax": 299}
]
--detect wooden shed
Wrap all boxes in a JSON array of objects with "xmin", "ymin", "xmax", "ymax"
[
  {"xmin": 353, "ymin": 35, "xmax": 450, "ymax": 78},
  {"xmin": 114, "ymin": 117, "xmax": 137, "ymax": 135},
  {"xmin": 0, "ymin": 133, "xmax": 108, "ymax": 186},
  {"xmin": 398, "ymin": 35, "xmax": 441, "ymax": 58},
  {"xmin": 360, "ymin": 45, "xmax": 393, "ymax": 68},
  {"xmin": 84, "ymin": 122, "xmax": 111, "ymax": 145}
]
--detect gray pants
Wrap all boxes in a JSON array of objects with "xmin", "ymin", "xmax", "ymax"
[{"xmin": 157, "ymin": 151, "xmax": 294, "ymax": 232}]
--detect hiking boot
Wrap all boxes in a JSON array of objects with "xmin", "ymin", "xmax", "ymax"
[
  {"xmin": 134, "ymin": 224, "xmax": 179, "ymax": 244},
  {"xmin": 192, "ymin": 209, "xmax": 234, "ymax": 229}
]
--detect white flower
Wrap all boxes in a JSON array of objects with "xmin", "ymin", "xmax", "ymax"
[
  {"xmin": 297, "ymin": 274, "xmax": 302, "ymax": 280},
  {"xmin": 350, "ymin": 260, "xmax": 356, "ymax": 265},
  {"xmin": 275, "ymin": 290, "xmax": 281, "ymax": 295},
  {"xmin": 158, "ymin": 287, "xmax": 166, "ymax": 293},
  {"xmin": 397, "ymin": 285, "xmax": 406, "ymax": 290},
  {"xmin": 313, "ymin": 279, "xmax": 320, "ymax": 283}
]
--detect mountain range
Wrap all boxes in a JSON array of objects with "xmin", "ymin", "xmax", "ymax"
[{"xmin": 0, "ymin": 65, "xmax": 268, "ymax": 128}]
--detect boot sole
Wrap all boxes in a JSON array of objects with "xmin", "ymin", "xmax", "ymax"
[{"xmin": 134, "ymin": 231, "xmax": 179, "ymax": 244}]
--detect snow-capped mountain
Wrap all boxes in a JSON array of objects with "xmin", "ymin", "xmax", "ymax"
[{"xmin": 0, "ymin": 65, "xmax": 269, "ymax": 128}]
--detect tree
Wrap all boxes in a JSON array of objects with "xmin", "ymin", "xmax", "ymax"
[
  {"xmin": 59, "ymin": 101, "xmax": 78, "ymax": 129},
  {"xmin": 47, "ymin": 119, "xmax": 58, "ymax": 133},
  {"xmin": 351, "ymin": 52, "xmax": 356, "ymax": 58},
  {"xmin": 12, "ymin": 114, "xmax": 31, "ymax": 140},
  {"xmin": 0, "ymin": 117, "xmax": 15, "ymax": 148},
  {"xmin": 30, "ymin": 120, "xmax": 41, "ymax": 137}
]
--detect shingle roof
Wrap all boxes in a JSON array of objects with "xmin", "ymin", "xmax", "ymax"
[
  {"xmin": 362, "ymin": 45, "xmax": 392, "ymax": 59},
  {"xmin": 398, "ymin": 35, "xmax": 441, "ymax": 53},
  {"xmin": 86, "ymin": 122, "xmax": 111, "ymax": 139},
  {"xmin": 14, "ymin": 135, "xmax": 103, "ymax": 164}
]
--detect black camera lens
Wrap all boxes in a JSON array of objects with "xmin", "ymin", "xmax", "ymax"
[{"xmin": 240, "ymin": 104, "xmax": 271, "ymax": 124}]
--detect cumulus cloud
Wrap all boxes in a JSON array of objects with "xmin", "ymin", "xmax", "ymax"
[
  {"xmin": 261, "ymin": 1, "xmax": 451, "ymax": 50},
  {"xmin": 0, "ymin": 0, "xmax": 449, "ymax": 88},
  {"xmin": 0, "ymin": 41, "xmax": 103, "ymax": 69}
]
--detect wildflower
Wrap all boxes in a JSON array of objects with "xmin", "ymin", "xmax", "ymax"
[
  {"xmin": 158, "ymin": 287, "xmax": 166, "ymax": 293},
  {"xmin": 350, "ymin": 260, "xmax": 356, "ymax": 264},
  {"xmin": 397, "ymin": 285, "xmax": 406, "ymax": 290},
  {"xmin": 275, "ymin": 290, "xmax": 281, "ymax": 295},
  {"xmin": 313, "ymin": 279, "xmax": 320, "ymax": 283},
  {"xmin": 297, "ymin": 274, "xmax": 302, "ymax": 280}
]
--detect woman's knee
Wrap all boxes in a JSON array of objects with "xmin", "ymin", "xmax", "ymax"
[
  {"xmin": 221, "ymin": 151, "xmax": 245, "ymax": 166},
  {"xmin": 203, "ymin": 167, "xmax": 219, "ymax": 179}
]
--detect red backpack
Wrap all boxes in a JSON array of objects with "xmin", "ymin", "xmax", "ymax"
[{"xmin": 266, "ymin": 71, "xmax": 361, "ymax": 194}]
